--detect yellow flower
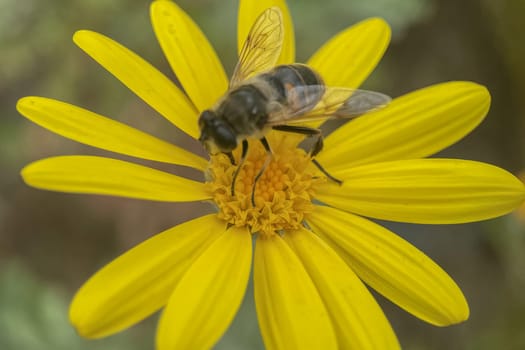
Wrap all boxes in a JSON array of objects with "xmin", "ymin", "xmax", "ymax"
[{"xmin": 17, "ymin": 0, "xmax": 525, "ymax": 349}]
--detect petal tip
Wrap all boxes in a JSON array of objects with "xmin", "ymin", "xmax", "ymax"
[
  {"xmin": 440, "ymin": 300, "xmax": 470, "ymax": 326},
  {"xmin": 366, "ymin": 17, "xmax": 391, "ymax": 31},
  {"xmin": 16, "ymin": 96, "xmax": 33, "ymax": 114},
  {"xmin": 150, "ymin": 0, "xmax": 172, "ymax": 13},
  {"xmin": 455, "ymin": 81, "xmax": 492, "ymax": 119},
  {"xmin": 72, "ymin": 29, "xmax": 99, "ymax": 47},
  {"xmin": 20, "ymin": 162, "xmax": 36, "ymax": 185},
  {"xmin": 457, "ymin": 81, "xmax": 492, "ymax": 115},
  {"xmin": 358, "ymin": 16, "xmax": 392, "ymax": 42},
  {"xmin": 68, "ymin": 301, "xmax": 97, "ymax": 339},
  {"xmin": 72, "ymin": 29, "xmax": 88, "ymax": 43},
  {"xmin": 20, "ymin": 159, "xmax": 49, "ymax": 189}
]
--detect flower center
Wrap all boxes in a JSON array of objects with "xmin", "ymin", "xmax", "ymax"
[{"xmin": 206, "ymin": 135, "xmax": 323, "ymax": 237}]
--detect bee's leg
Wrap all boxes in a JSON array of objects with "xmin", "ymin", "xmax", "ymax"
[
  {"xmin": 231, "ymin": 140, "xmax": 249, "ymax": 196},
  {"xmin": 271, "ymin": 125, "xmax": 342, "ymax": 185},
  {"xmin": 309, "ymin": 132, "xmax": 324, "ymax": 157},
  {"xmin": 272, "ymin": 124, "xmax": 321, "ymax": 137},
  {"xmin": 225, "ymin": 151, "xmax": 236, "ymax": 165},
  {"xmin": 251, "ymin": 137, "xmax": 273, "ymax": 206},
  {"xmin": 310, "ymin": 159, "xmax": 342, "ymax": 185},
  {"xmin": 309, "ymin": 135, "xmax": 342, "ymax": 185}
]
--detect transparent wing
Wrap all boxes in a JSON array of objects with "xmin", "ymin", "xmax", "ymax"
[
  {"xmin": 267, "ymin": 86, "xmax": 391, "ymax": 125},
  {"xmin": 230, "ymin": 7, "xmax": 283, "ymax": 88}
]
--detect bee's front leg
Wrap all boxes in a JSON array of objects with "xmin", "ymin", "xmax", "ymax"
[
  {"xmin": 251, "ymin": 137, "xmax": 273, "ymax": 207},
  {"xmin": 231, "ymin": 140, "xmax": 249, "ymax": 196},
  {"xmin": 225, "ymin": 152, "xmax": 236, "ymax": 165}
]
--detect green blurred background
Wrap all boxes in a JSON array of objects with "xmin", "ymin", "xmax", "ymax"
[{"xmin": 2, "ymin": 0, "xmax": 525, "ymax": 349}]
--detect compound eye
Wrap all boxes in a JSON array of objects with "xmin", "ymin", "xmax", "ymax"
[
  {"xmin": 214, "ymin": 125, "xmax": 237, "ymax": 152},
  {"xmin": 198, "ymin": 110, "xmax": 215, "ymax": 129}
]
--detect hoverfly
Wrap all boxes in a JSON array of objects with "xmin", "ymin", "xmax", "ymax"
[{"xmin": 198, "ymin": 7, "xmax": 390, "ymax": 205}]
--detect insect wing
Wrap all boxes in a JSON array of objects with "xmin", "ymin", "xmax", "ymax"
[
  {"xmin": 230, "ymin": 7, "xmax": 284, "ymax": 88},
  {"xmin": 267, "ymin": 86, "xmax": 391, "ymax": 125},
  {"xmin": 336, "ymin": 89, "xmax": 392, "ymax": 117}
]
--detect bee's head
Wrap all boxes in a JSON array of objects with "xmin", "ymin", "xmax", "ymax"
[{"xmin": 198, "ymin": 110, "xmax": 237, "ymax": 154}]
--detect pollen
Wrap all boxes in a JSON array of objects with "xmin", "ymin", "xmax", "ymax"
[{"xmin": 206, "ymin": 136, "xmax": 324, "ymax": 237}]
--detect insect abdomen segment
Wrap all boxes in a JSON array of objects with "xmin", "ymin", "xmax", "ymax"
[{"xmin": 261, "ymin": 64, "xmax": 325, "ymax": 113}]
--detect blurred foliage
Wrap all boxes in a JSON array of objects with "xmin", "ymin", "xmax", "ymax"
[
  {"xmin": 0, "ymin": 262, "xmax": 153, "ymax": 350},
  {"xmin": 472, "ymin": 214, "xmax": 525, "ymax": 350},
  {"xmin": 288, "ymin": 0, "xmax": 434, "ymax": 61},
  {"xmin": 2, "ymin": 0, "xmax": 525, "ymax": 348}
]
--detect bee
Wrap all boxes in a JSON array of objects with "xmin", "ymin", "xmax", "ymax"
[{"xmin": 198, "ymin": 7, "xmax": 391, "ymax": 204}]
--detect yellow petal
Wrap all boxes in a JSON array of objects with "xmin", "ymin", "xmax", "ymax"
[
  {"xmin": 238, "ymin": 0, "xmax": 295, "ymax": 64},
  {"xmin": 307, "ymin": 206, "xmax": 470, "ymax": 326},
  {"xmin": 70, "ymin": 214, "xmax": 226, "ymax": 338},
  {"xmin": 157, "ymin": 226, "xmax": 251, "ymax": 350},
  {"xmin": 316, "ymin": 159, "xmax": 525, "ymax": 224},
  {"xmin": 283, "ymin": 228, "xmax": 400, "ymax": 350},
  {"xmin": 151, "ymin": 0, "xmax": 228, "ymax": 111},
  {"xmin": 307, "ymin": 18, "xmax": 390, "ymax": 88},
  {"xmin": 73, "ymin": 30, "xmax": 200, "ymax": 138},
  {"xmin": 318, "ymin": 82, "xmax": 490, "ymax": 169},
  {"xmin": 21, "ymin": 156, "xmax": 210, "ymax": 202},
  {"xmin": 17, "ymin": 96, "xmax": 207, "ymax": 170},
  {"xmin": 254, "ymin": 235, "xmax": 337, "ymax": 350}
]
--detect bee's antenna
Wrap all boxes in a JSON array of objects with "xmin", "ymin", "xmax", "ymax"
[
  {"xmin": 251, "ymin": 137, "xmax": 273, "ymax": 206},
  {"xmin": 231, "ymin": 140, "xmax": 249, "ymax": 196}
]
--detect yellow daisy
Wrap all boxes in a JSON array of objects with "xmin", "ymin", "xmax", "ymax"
[{"xmin": 17, "ymin": 0, "xmax": 525, "ymax": 349}]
